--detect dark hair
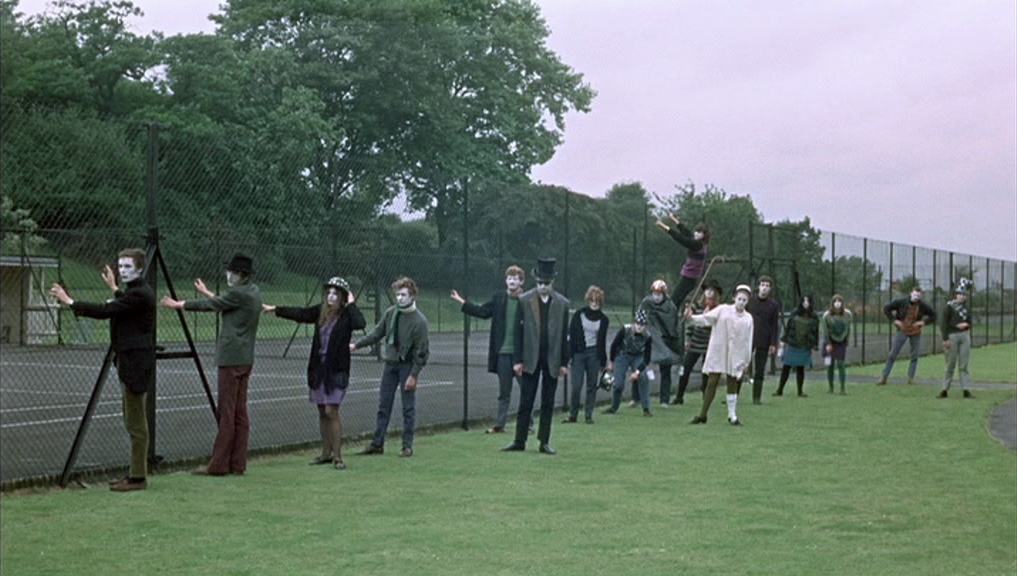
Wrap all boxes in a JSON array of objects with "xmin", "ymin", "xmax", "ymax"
[
  {"xmin": 694, "ymin": 222, "xmax": 710, "ymax": 244},
  {"xmin": 758, "ymin": 275, "xmax": 774, "ymax": 286},
  {"xmin": 319, "ymin": 285, "xmax": 349, "ymax": 327},
  {"xmin": 795, "ymin": 294, "xmax": 817, "ymax": 318}
]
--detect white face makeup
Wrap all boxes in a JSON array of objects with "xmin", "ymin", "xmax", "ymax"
[
  {"xmin": 651, "ymin": 292, "xmax": 664, "ymax": 304},
  {"xmin": 226, "ymin": 271, "xmax": 239, "ymax": 287},
  {"xmin": 588, "ymin": 301, "xmax": 601, "ymax": 311},
  {"xmin": 802, "ymin": 297, "xmax": 811, "ymax": 310},
  {"xmin": 758, "ymin": 282, "xmax": 771, "ymax": 297},
  {"xmin": 505, "ymin": 275, "xmax": 522, "ymax": 292},
  {"xmin": 536, "ymin": 280, "xmax": 552, "ymax": 297},
  {"xmin": 693, "ymin": 231, "xmax": 704, "ymax": 241},
  {"xmin": 734, "ymin": 294, "xmax": 749, "ymax": 310},
  {"xmin": 910, "ymin": 291, "xmax": 922, "ymax": 302},
  {"xmin": 117, "ymin": 257, "xmax": 140, "ymax": 283},
  {"xmin": 703, "ymin": 289, "xmax": 717, "ymax": 304},
  {"xmin": 326, "ymin": 287, "xmax": 340, "ymax": 306},
  {"xmin": 833, "ymin": 300, "xmax": 843, "ymax": 309},
  {"xmin": 395, "ymin": 289, "xmax": 413, "ymax": 308}
]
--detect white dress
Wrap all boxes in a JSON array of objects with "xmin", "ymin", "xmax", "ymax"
[{"xmin": 687, "ymin": 304, "xmax": 754, "ymax": 378}]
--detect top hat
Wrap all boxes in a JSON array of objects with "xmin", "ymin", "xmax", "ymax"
[
  {"xmin": 532, "ymin": 257, "xmax": 557, "ymax": 282},
  {"xmin": 325, "ymin": 276, "xmax": 351, "ymax": 293},
  {"xmin": 955, "ymin": 278, "xmax": 972, "ymax": 294},
  {"xmin": 226, "ymin": 253, "xmax": 254, "ymax": 275}
]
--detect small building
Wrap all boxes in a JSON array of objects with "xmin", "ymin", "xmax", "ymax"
[{"xmin": 0, "ymin": 255, "xmax": 60, "ymax": 345}]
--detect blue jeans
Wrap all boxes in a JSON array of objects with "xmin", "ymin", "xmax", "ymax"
[
  {"xmin": 494, "ymin": 354, "xmax": 521, "ymax": 429},
  {"xmin": 569, "ymin": 348, "xmax": 601, "ymax": 419},
  {"xmin": 611, "ymin": 353, "xmax": 649, "ymax": 411},
  {"xmin": 371, "ymin": 363, "xmax": 415, "ymax": 449},
  {"xmin": 882, "ymin": 332, "xmax": 921, "ymax": 379}
]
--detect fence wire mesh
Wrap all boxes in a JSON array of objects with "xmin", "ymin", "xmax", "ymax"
[{"xmin": 2, "ymin": 105, "xmax": 1014, "ymax": 488}]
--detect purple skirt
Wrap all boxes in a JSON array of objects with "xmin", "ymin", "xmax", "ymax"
[{"xmin": 827, "ymin": 341, "xmax": 847, "ymax": 362}]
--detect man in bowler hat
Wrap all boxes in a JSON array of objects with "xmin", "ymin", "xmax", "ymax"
[
  {"xmin": 501, "ymin": 257, "xmax": 570, "ymax": 455},
  {"xmin": 161, "ymin": 253, "xmax": 262, "ymax": 475}
]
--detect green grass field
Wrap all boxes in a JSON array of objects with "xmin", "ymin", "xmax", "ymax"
[{"xmin": 2, "ymin": 345, "xmax": 1015, "ymax": 575}]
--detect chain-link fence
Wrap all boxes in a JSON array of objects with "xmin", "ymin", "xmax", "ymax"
[{"xmin": 2, "ymin": 104, "xmax": 1014, "ymax": 489}]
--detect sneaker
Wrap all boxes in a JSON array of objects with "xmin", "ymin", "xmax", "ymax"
[
  {"xmin": 659, "ymin": 402, "xmax": 670, "ymax": 409},
  {"xmin": 936, "ymin": 390, "xmax": 948, "ymax": 399},
  {"xmin": 110, "ymin": 478, "xmax": 147, "ymax": 492},
  {"xmin": 602, "ymin": 407, "xmax": 617, "ymax": 414},
  {"xmin": 628, "ymin": 400, "xmax": 638, "ymax": 408},
  {"xmin": 728, "ymin": 417, "xmax": 742, "ymax": 426},
  {"xmin": 357, "ymin": 444, "xmax": 384, "ymax": 456},
  {"xmin": 963, "ymin": 390, "xmax": 974, "ymax": 398},
  {"xmin": 561, "ymin": 416, "xmax": 578, "ymax": 424},
  {"xmin": 907, "ymin": 377, "xmax": 916, "ymax": 386},
  {"xmin": 876, "ymin": 376, "xmax": 887, "ymax": 386}
]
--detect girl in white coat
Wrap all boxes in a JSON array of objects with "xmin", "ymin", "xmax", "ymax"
[{"xmin": 684, "ymin": 284, "xmax": 754, "ymax": 425}]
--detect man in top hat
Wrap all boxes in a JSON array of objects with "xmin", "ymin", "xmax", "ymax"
[
  {"xmin": 938, "ymin": 280, "xmax": 974, "ymax": 399},
  {"xmin": 161, "ymin": 253, "xmax": 262, "ymax": 475},
  {"xmin": 501, "ymin": 257, "xmax": 570, "ymax": 455}
]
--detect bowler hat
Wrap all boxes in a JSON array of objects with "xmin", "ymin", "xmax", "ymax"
[
  {"xmin": 532, "ymin": 257, "xmax": 557, "ymax": 281},
  {"xmin": 226, "ymin": 253, "xmax": 254, "ymax": 275}
]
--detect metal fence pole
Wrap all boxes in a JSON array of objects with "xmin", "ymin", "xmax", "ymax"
[{"xmin": 461, "ymin": 178, "xmax": 470, "ymax": 431}]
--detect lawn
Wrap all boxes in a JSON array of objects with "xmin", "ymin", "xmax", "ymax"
[{"xmin": 2, "ymin": 347, "xmax": 1015, "ymax": 576}]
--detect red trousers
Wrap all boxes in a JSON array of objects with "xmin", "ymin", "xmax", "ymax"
[{"xmin": 208, "ymin": 365, "xmax": 252, "ymax": 475}]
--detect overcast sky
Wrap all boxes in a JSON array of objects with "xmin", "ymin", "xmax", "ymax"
[{"xmin": 17, "ymin": 0, "xmax": 1017, "ymax": 261}]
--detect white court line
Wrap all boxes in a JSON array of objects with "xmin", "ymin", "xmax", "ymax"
[{"xmin": 0, "ymin": 381, "xmax": 457, "ymax": 429}]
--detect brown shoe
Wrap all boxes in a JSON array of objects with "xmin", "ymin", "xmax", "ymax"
[
  {"xmin": 907, "ymin": 378, "xmax": 916, "ymax": 385},
  {"xmin": 110, "ymin": 478, "xmax": 147, "ymax": 492},
  {"xmin": 399, "ymin": 447, "xmax": 413, "ymax": 458},
  {"xmin": 357, "ymin": 444, "xmax": 384, "ymax": 456},
  {"xmin": 107, "ymin": 476, "xmax": 129, "ymax": 486},
  {"xmin": 485, "ymin": 426, "xmax": 505, "ymax": 434}
]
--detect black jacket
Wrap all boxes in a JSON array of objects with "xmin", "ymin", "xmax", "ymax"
[
  {"xmin": 461, "ymin": 291, "xmax": 519, "ymax": 373},
  {"xmin": 568, "ymin": 307, "xmax": 609, "ymax": 367},
  {"xmin": 71, "ymin": 278, "xmax": 156, "ymax": 394},
  {"xmin": 276, "ymin": 303, "xmax": 366, "ymax": 391},
  {"xmin": 883, "ymin": 297, "xmax": 936, "ymax": 327}
]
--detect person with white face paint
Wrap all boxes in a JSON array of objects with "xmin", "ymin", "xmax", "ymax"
[
  {"xmin": 502, "ymin": 257, "xmax": 570, "ymax": 455},
  {"xmin": 51, "ymin": 248, "xmax": 156, "ymax": 491},
  {"xmin": 877, "ymin": 286, "xmax": 937, "ymax": 386},
  {"xmin": 684, "ymin": 284, "xmax": 754, "ymax": 426},
  {"xmin": 161, "ymin": 253, "xmax": 262, "ymax": 476},
  {"xmin": 745, "ymin": 275, "xmax": 782, "ymax": 404},
  {"xmin": 938, "ymin": 281, "xmax": 974, "ymax": 399},
  {"xmin": 352, "ymin": 277, "xmax": 429, "ymax": 457},
  {"xmin": 774, "ymin": 295, "xmax": 819, "ymax": 397},
  {"xmin": 565, "ymin": 285, "xmax": 609, "ymax": 423},
  {"xmin": 638, "ymin": 279, "xmax": 682, "ymax": 408},
  {"xmin": 822, "ymin": 294, "xmax": 852, "ymax": 394},
  {"xmin": 451, "ymin": 265, "xmax": 527, "ymax": 433},
  {"xmin": 655, "ymin": 213, "xmax": 710, "ymax": 308},
  {"xmin": 264, "ymin": 276, "xmax": 365, "ymax": 469}
]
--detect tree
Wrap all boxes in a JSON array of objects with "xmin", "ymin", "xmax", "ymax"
[
  {"xmin": 0, "ymin": 194, "xmax": 45, "ymax": 254},
  {"xmin": 202, "ymin": 0, "xmax": 595, "ymax": 247},
  {"xmin": 2, "ymin": 0, "xmax": 161, "ymax": 114}
]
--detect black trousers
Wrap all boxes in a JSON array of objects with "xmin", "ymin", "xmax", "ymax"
[{"xmin": 515, "ymin": 364, "xmax": 558, "ymax": 446}]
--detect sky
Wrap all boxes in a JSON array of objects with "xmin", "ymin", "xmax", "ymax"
[{"xmin": 15, "ymin": 0, "xmax": 1017, "ymax": 261}]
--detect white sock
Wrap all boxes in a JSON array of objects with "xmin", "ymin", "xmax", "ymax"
[{"xmin": 726, "ymin": 394, "xmax": 738, "ymax": 421}]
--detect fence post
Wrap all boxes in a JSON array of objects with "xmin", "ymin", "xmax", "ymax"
[
  {"xmin": 860, "ymin": 237, "xmax": 866, "ymax": 364},
  {"xmin": 461, "ymin": 177, "xmax": 470, "ymax": 430},
  {"xmin": 145, "ymin": 122, "xmax": 160, "ymax": 464}
]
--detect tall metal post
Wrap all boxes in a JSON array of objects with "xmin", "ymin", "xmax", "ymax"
[
  {"xmin": 461, "ymin": 178, "xmax": 470, "ymax": 430},
  {"xmin": 144, "ymin": 122, "xmax": 160, "ymax": 464}
]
